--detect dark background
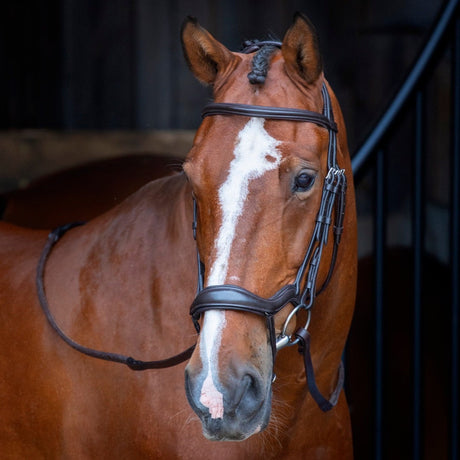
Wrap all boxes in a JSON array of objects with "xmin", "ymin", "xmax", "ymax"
[{"xmin": 0, "ymin": 0, "xmax": 444, "ymax": 150}]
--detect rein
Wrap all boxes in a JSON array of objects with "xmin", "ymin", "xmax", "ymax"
[{"xmin": 36, "ymin": 222, "xmax": 195, "ymax": 371}]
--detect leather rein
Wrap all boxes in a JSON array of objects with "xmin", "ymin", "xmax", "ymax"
[
  {"xmin": 36, "ymin": 51, "xmax": 347, "ymax": 412},
  {"xmin": 36, "ymin": 222, "xmax": 196, "ymax": 371}
]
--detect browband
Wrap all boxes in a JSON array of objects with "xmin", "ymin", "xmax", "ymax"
[{"xmin": 202, "ymin": 102, "xmax": 338, "ymax": 132}]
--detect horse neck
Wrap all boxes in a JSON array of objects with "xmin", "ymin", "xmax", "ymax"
[
  {"xmin": 84, "ymin": 172, "xmax": 193, "ymax": 268},
  {"xmin": 44, "ymin": 174, "xmax": 197, "ymax": 355}
]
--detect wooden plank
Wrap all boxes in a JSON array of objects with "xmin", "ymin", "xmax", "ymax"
[{"xmin": 0, "ymin": 130, "xmax": 194, "ymax": 192}]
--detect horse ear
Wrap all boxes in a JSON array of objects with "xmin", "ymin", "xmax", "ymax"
[
  {"xmin": 282, "ymin": 12, "xmax": 323, "ymax": 85},
  {"xmin": 181, "ymin": 16, "xmax": 237, "ymax": 85}
]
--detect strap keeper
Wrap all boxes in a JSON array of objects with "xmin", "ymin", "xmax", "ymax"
[
  {"xmin": 333, "ymin": 225, "xmax": 343, "ymax": 235},
  {"xmin": 316, "ymin": 215, "xmax": 332, "ymax": 225},
  {"xmin": 294, "ymin": 327, "xmax": 309, "ymax": 345}
]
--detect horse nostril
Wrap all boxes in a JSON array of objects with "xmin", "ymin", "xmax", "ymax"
[
  {"xmin": 242, "ymin": 373, "xmax": 258, "ymax": 399},
  {"xmin": 227, "ymin": 370, "xmax": 265, "ymax": 416}
]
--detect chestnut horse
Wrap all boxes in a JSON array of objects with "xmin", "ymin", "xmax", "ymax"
[{"xmin": 0, "ymin": 13, "xmax": 356, "ymax": 459}]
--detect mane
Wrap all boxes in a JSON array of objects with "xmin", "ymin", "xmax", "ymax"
[{"xmin": 243, "ymin": 39, "xmax": 279, "ymax": 85}]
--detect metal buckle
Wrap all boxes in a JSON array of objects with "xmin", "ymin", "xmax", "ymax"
[{"xmin": 276, "ymin": 305, "xmax": 311, "ymax": 351}]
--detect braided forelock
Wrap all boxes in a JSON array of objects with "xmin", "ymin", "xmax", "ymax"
[{"xmin": 247, "ymin": 44, "xmax": 279, "ymax": 85}]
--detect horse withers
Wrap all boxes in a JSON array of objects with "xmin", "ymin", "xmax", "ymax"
[{"xmin": 0, "ymin": 13, "xmax": 356, "ymax": 459}]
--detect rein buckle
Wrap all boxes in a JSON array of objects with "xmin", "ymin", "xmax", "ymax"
[{"xmin": 276, "ymin": 307, "xmax": 311, "ymax": 351}]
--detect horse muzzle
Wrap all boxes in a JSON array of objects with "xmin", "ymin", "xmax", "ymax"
[{"xmin": 184, "ymin": 361, "xmax": 272, "ymax": 441}]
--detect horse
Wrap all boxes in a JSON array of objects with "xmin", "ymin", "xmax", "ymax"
[
  {"xmin": 0, "ymin": 153, "xmax": 182, "ymax": 229},
  {"xmin": 0, "ymin": 13, "xmax": 357, "ymax": 459}
]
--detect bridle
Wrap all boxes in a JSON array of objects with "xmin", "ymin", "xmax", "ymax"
[
  {"xmin": 189, "ymin": 81, "xmax": 347, "ymax": 412},
  {"xmin": 36, "ymin": 45, "xmax": 347, "ymax": 413}
]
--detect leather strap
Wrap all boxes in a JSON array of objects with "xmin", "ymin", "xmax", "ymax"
[
  {"xmin": 190, "ymin": 283, "xmax": 298, "ymax": 359},
  {"xmin": 36, "ymin": 223, "xmax": 195, "ymax": 370},
  {"xmin": 202, "ymin": 102, "xmax": 338, "ymax": 132},
  {"xmin": 294, "ymin": 328, "xmax": 344, "ymax": 411},
  {"xmin": 190, "ymin": 284, "xmax": 298, "ymax": 326},
  {"xmin": 241, "ymin": 40, "xmax": 283, "ymax": 53}
]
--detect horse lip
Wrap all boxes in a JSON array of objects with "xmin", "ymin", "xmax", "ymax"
[
  {"xmin": 201, "ymin": 415, "xmax": 269, "ymax": 441},
  {"xmin": 201, "ymin": 416, "xmax": 260, "ymax": 442}
]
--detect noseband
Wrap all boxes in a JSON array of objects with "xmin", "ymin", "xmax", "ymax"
[{"xmin": 190, "ymin": 82, "xmax": 347, "ymax": 412}]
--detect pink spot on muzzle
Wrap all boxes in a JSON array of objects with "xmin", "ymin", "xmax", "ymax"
[{"xmin": 200, "ymin": 374, "xmax": 224, "ymax": 419}]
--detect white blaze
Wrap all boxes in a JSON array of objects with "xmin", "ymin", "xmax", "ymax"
[{"xmin": 199, "ymin": 117, "xmax": 282, "ymax": 418}]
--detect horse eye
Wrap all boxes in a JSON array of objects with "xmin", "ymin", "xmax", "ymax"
[{"xmin": 293, "ymin": 172, "xmax": 316, "ymax": 193}]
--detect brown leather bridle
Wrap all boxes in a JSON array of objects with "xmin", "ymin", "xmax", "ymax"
[{"xmin": 190, "ymin": 81, "xmax": 347, "ymax": 411}]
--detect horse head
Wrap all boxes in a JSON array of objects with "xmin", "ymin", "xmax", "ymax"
[{"xmin": 181, "ymin": 13, "xmax": 357, "ymax": 442}]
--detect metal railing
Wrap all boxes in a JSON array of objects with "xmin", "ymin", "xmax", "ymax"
[{"xmin": 350, "ymin": 0, "xmax": 460, "ymax": 458}]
